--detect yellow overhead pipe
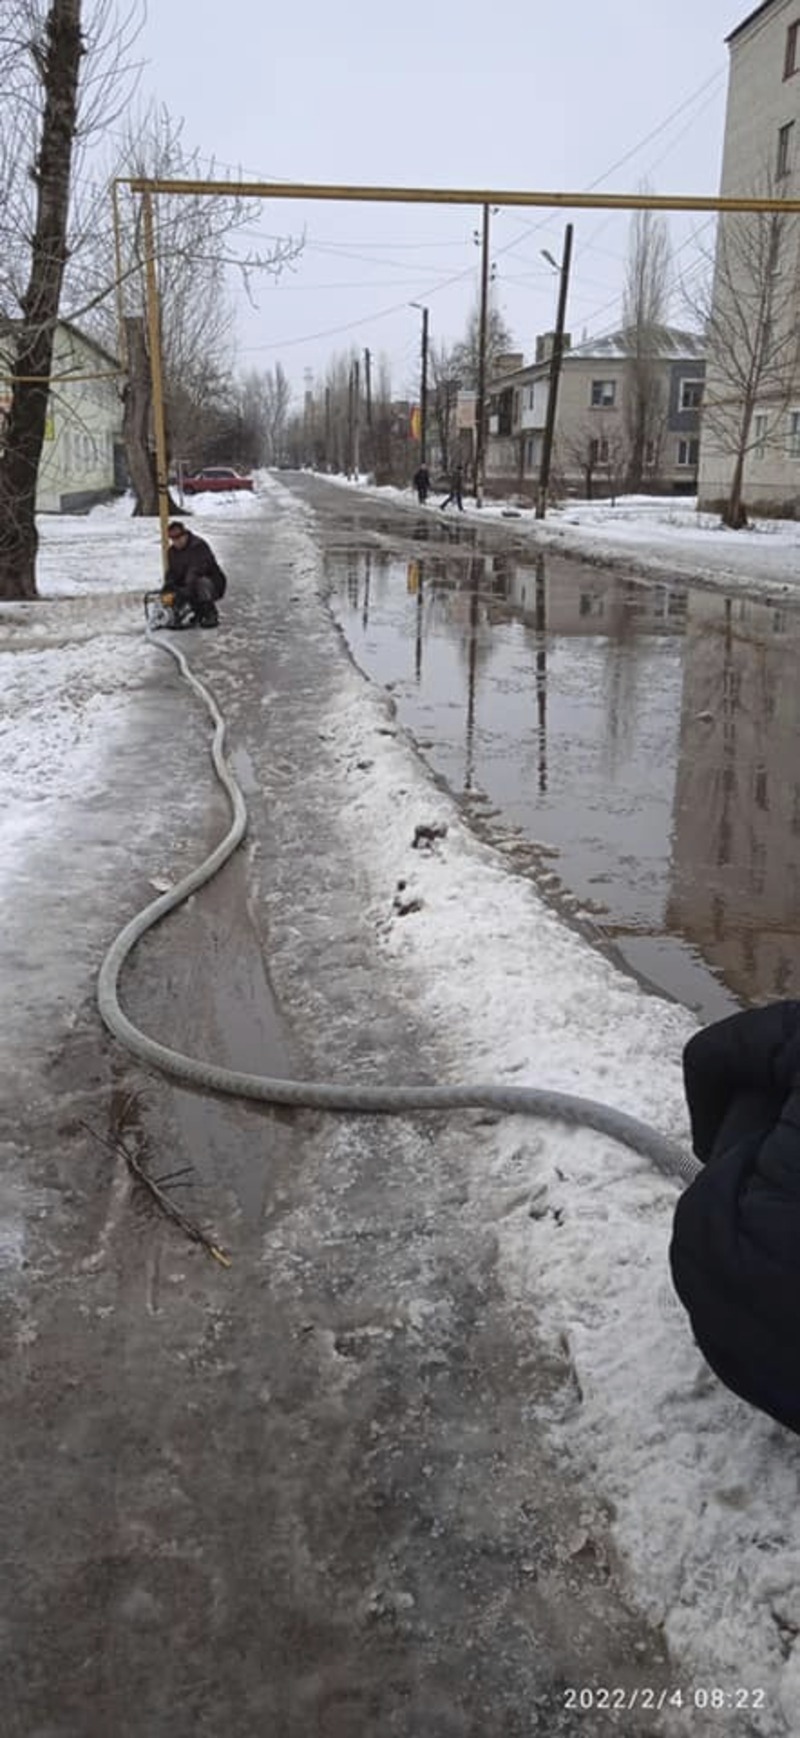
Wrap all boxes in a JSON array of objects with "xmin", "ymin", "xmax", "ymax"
[
  {"xmin": 122, "ymin": 177, "xmax": 800, "ymax": 215},
  {"xmin": 0, "ymin": 370, "xmax": 123, "ymax": 383}
]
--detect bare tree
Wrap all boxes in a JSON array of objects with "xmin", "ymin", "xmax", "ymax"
[
  {"xmin": 559, "ymin": 416, "xmax": 628, "ymax": 502},
  {"xmin": 451, "ymin": 300, "xmax": 515, "ymax": 391},
  {"xmin": 622, "ymin": 202, "xmax": 672, "ymax": 493},
  {"xmin": 235, "ymin": 364, "xmax": 291, "ymax": 467},
  {"xmin": 0, "ymin": 0, "xmax": 141, "ymax": 598},
  {"xmin": 429, "ymin": 342, "xmax": 461, "ymax": 475},
  {"xmin": 687, "ymin": 189, "xmax": 800, "ymax": 527},
  {"xmin": 262, "ymin": 363, "xmax": 291, "ymax": 464}
]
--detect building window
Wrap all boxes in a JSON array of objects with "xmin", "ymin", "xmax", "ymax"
[
  {"xmin": 788, "ymin": 409, "xmax": 800, "ymax": 455},
  {"xmin": 679, "ymin": 377, "xmax": 704, "ymax": 411},
  {"xmin": 677, "ymin": 438, "xmax": 699, "ymax": 468},
  {"xmin": 753, "ymin": 412, "xmax": 767, "ymax": 459},
  {"xmin": 769, "ymin": 220, "xmax": 782, "ymax": 275},
  {"xmin": 785, "ymin": 20, "xmax": 799, "ymax": 78},
  {"xmin": 591, "ymin": 379, "xmax": 616, "ymax": 408},
  {"xmin": 589, "ymin": 436, "xmax": 610, "ymax": 465},
  {"xmin": 778, "ymin": 121, "xmax": 794, "ymax": 178}
]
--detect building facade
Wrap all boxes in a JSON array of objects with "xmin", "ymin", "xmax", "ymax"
[
  {"xmin": 698, "ymin": 0, "xmax": 800, "ymax": 515},
  {"xmin": 486, "ymin": 329, "xmax": 705, "ymax": 502},
  {"xmin": 0, "ymin": 321, "xmax": 124, "ymax": 513}
]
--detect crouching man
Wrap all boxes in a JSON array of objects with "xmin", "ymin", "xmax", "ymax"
[
  {"xmin": 670, "ymin": 1000, "xmax": 800, "ymax": 1435},
  {"xmin": 163, "ymin": 520, "xmax": 227, "ymax": 628}
]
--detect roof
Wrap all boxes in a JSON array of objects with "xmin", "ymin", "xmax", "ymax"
[
  {"xmin": 726, "ymin": 0, "xmax": 781, "ymax": 46},
  {"xmin": 488, "ymin": 326, "xmax": 706, "ymax": 391},
  {"xmin": 0, "ymin": 316, "xmax": 119, "ymax": 370},
  {"xmin": 58, "ymin": 320, "xmax": 119, "ymax": 369},
  {"xmin": 565, "ymin": 325, "xmax": 706, "ymax": 363}
]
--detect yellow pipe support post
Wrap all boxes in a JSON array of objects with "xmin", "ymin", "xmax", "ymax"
[
  {"xmin": 112, "ymin": 179, "xmax": 128, "ymax": 375},
  {"xmin": 141, "ymin": 189, "xmax": 170, "ymax": 570}
]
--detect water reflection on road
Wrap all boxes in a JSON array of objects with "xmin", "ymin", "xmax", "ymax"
[{"xmin": 326, "ymin": 544, "xmax": 800, "ymax": 1021}]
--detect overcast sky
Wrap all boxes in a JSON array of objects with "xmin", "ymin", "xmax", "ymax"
[{"xmin": 131, "ymin": 0, "xmax": 751, "ymax": 398}]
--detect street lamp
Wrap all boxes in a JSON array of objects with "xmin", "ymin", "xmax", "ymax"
[
  {"xmin": 410, "ymin": 302, "xmax": 429, "ymax": 466},
  {"xmin": 536, "ymin": 224, "xmax": 573, "ymax": 520}
]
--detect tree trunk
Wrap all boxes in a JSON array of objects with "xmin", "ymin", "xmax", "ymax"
[
  {"xmin": 724, "ymin": 447, "xmax": 748, "ymax": 529},
  {"xmin": 0, "ymin": 1, "xmax": 84, "ymax": 600},
  {"xmin": 627, "ymin": 396, "xmax": 647, "ymax": 493},
  {"xmin": 122, "ymin": 317, "xmax": 159, "ymax": 516}
]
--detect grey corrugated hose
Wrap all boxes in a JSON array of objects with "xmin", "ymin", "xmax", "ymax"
[{"xmin": 97, "ymin": 631, "xmax": 700, "ymax": 1190}]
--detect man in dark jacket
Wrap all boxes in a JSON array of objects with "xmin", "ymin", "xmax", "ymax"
[
  {"xmin": 413, "ymin": 462, "xmax": 430, "ymax": 505},
  {"xmin": 670, "ymin": 1000, "xmax": 800, "ymax": 1435},
  {"xmin": 440, "ymin": 462, "xmax": 464, "ymax": 511},
  {"xmin": 163, "ymin": 521, "xmax": 227, "ymax": 628}
]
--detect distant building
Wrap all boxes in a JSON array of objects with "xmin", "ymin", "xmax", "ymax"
[
  {"xmin": 486, "ymin": 327, "xmax": 706, "ymax": 502},
  {"xmin": 0, "ymin": 320, "xmax": 124, "ymax": 512}
]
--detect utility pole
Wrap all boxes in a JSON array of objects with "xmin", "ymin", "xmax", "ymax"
[
  {"xmin": 363, "ymin": 347, "xmax": 373, "ymax": 475},
  {"xmin": 410, "ymin": 303, "xmax": 429, "ymax": 466},
  {"xmin": 324, "ymin": 385, "xmax": 331, "ymax": 471},
  {"xmin": 420, "ymin": 307, "xmax": 429, "ymax": 465},
  {"xmin": 363, "ymin": 347, "xmax": 373, "ymax": 429},
  {"xmin": 347, "ymin": 364, "xmax": 354, "ymax": 477},
  {"xmin": 475, "ymin": 204, "xmax": 491, "ymax": 508},
  {"xmin": 536, "ymin": 222, "xmax": 573, "ymax": 520},
  {"xmin": 353, "ymin": 355, "xmax": 361, "ymax": 477}
]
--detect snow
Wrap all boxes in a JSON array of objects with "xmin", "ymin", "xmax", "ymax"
[
  {"xmin": 322, "ymin": 469, "xmax": 800, "ymax": 598},
  {"xmin": 4, "ymin": 477, "xmax": 800, "ymax": 1732}
]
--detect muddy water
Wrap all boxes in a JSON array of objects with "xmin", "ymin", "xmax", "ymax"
[{"xmin": 326, "ymin": 544, "xmax": 800, "ymax": 1021}]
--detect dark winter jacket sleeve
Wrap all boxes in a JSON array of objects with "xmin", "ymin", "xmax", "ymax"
[
  {"xmin": 670, "ymin": 1001, "xmax": 800, "ymax": 1436},
  {"xmin": 683, "ymin": 1001, "xmax": 800, "ymax": 1163},
  {"xmin": 166, "ymin": 533, "xmax": 225, "ymax": 589},
  {"xmin": 749, "ymin": 1083, "xmax": 800, "ymax": 1194}
]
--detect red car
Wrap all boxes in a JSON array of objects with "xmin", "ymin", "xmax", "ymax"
[{"xmin": 182, "ymin": 466, "xmax": 254, "ymax": 495}]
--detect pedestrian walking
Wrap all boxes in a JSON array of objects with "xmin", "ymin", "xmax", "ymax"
[
  {"xmin": 440, "ymin": 462, "xmax": 464, "ymax": 512},
  {"xmin": 412, "ymin": 462, "xmax": 430, "ymax": 505}
]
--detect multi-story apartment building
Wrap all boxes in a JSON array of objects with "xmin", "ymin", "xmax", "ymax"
[
  {"xmin": 486, "ymin": 328, "xmax": 705, "ymax": 502},
  {"xmin": 698, "ymin": 0, "xmax": 800, "ymax": 516}
]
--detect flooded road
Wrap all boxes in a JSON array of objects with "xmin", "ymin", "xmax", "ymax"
[{"xmin": 317, "ymin": 521, "xmax": 800, "ymax": 1022}]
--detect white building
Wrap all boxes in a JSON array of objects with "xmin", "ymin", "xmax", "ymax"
[
  {"xmin": 698, "ymin": 0, "xmax": 800, "ymax": 515},
  {"xmin": 0, "ymin": 320, "xmax": 124, "ymax": 513}
]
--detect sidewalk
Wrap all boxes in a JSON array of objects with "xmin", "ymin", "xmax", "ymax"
[{"xmin": 1, "ymin": 478, "xmax": 797, "ymax": 1735}]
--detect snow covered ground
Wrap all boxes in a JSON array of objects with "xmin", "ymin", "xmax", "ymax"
[
  {"xmin": 324, "ymin": 469, "xmax": 800, "ymax": 597},
  {"xmin": 4, "ymin": 475, "xmax": 800, "ymax": 1733}
]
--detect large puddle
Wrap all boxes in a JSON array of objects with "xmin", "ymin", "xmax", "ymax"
[{"xmin": 326, "ymin": 543, "xmax": 800, "ymax": 1021}]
